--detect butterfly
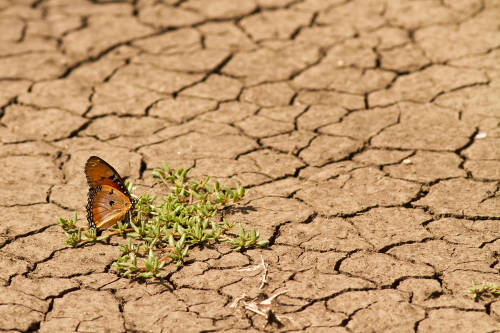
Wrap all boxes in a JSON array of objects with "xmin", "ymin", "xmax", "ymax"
[{"xmin": 85, "ymin": 156, "xmax": 135, "ymax": 230}]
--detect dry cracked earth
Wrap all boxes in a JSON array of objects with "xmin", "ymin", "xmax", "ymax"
[{"xmin": 0, "ymin": 0, "xmax": 499, "ymax": 332}]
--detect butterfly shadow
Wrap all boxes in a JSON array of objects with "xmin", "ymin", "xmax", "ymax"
[{"xmin": 223, "ymin": 205, "xmax": 257, "ymax": 215}]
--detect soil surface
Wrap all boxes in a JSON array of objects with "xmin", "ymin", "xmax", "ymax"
[{"xmin": 0, "ymin": 0, "xmax": 499, "ymax": 332}]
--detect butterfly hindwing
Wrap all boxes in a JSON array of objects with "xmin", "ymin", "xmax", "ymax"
[{"xmin": 87, "ymin": 185, "xmax": 132, "ymax": 230}]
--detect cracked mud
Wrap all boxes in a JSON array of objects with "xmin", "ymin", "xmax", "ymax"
[{"xmin": 0, "ymin": 0, "xmax": 499, "ymax": 332}]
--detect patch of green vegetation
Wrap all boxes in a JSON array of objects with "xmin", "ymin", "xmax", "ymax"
[
  {"xmin": 57, "ymin": 163, "xmax": 268, "ymax": 279},
  {"xmin": 467, "ymin": 281, "xmax": 500, "ymax": 301}
]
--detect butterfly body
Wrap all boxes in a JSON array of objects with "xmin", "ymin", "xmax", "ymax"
[{"xmin": 85, "ymin": 156, "xmax": 135, "ymax": 230}]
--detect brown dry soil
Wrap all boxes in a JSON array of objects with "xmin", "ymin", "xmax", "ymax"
[{"xmin": 0, "ymin": 0, "xmax": 499, "ymax": 332}]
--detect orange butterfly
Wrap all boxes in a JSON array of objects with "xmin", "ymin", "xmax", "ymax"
[{"xmin": 85, "ymin": 156, "xmax": 135, "ymax": 230}]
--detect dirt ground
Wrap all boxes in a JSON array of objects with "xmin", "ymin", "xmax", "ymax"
[{"xmin": 0, "ymin": 0, "xmax": 499, "ymax": 332}]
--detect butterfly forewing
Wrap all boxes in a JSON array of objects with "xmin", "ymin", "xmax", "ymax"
[
  {"xmin": 85, "ymin": 156, "xmax": 131, "ymax": 197},
  {"xmin": 87, "ymin": 185, "xmax": 132, "ymax": 230}
]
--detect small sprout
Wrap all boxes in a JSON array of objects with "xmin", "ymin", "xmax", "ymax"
[
  {"xmin": 119, "ymin": 239, "xmax": 138, "ymax": 255},
  {"xmin": 57, "ymin": 212, "xmax": 79, "ymax": 232},
  {"xmin": 237, "ymin": 185, "xmax": 245, "ymax": 198},
  {"xmin": 257, "ymin": 240, "xmax": 269, "ymax": 247},
  {"xmin": 84, "ymin": 228, "xmax": 97, "ymax": 240},
  {"xmin": 111, "ymin": 220, "xmax": 130, "ymax": 235},
  {"xmin": 65, "ymin": 228, "xmax": 82, "ymax": 247},
  {"xmin": 168, "ymin": 243, "xmax": 190, "ymax": 267},
  {"xmin": 226, "ymin": 223, "xmax": 267, "ymax": 252},
  {"xmin": 96, "ymin": 234, "xmax": 109, "ymax": 242},
  {"xmin": 129, "ymin": 220, "xmax": 148, "ymax": 238},
  {"xmin": 467, "ymin": 282, "xmax": 500, "ymax": 301},
  {"xmin": 152, "ymin": 169, "xmax": 164, "ymax": 179}
]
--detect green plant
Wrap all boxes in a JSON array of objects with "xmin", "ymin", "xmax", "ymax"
[
  {"xmin": 467, "ymin": 281, "xmax": 500, "ymax": 301},
  {"xmin": 57, "ymin": 163, "xmax": 268, "ymax": 278}
]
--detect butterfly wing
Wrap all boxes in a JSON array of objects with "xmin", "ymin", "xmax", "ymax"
[
  {"xmin": 85, "ymin": 156, "xmax": 131, "ymax": 198},
  {"xmin": 86, "ymin": 185, "xmax": 132, "ymax": 230}
]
